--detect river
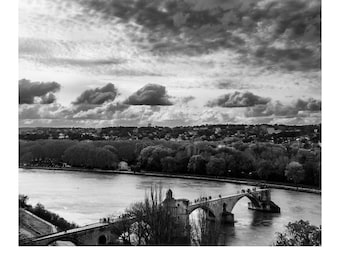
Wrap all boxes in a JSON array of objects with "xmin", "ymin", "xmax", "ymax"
[{"xmin": 19, "ymin": 168, "xmax": 321, "ymax": 246}]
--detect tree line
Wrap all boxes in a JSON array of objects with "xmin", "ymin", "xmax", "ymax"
[
  {"xmin": 19, "ymin": 138, "xmax": 321, "ymax": 187},
  {"xmin": 19, "ymin": 194, "xmax": 78, "ymax": 231}
]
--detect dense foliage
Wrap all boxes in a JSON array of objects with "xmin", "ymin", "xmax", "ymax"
[
  {"xmin": 19, "ymin": 194, "xmax": 78, "ymax": 231},
  {"xmin": 19, "ymin": 138, "xmax": 321, "ymax": 187},
  {"xmin": 117, "ymin": 187, "xmax": 180, "ymax": 245},
  {"xmin": 63, "ymin": 143, "xmax": 118, "ymax": 169},
  {"xmin": 274, "ymin": 220, "xmax": 321, "ymax": 246}
]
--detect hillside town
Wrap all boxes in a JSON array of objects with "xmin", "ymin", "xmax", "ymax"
[{"xmin": 19, "ymin": 124, "xmax": 321, "ymax": 145}]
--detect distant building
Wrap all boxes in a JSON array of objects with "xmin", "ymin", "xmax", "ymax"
[
  {"xmin": 214, "ymin": 127, "xmax": 222, "ymax": 134},
  {"xmin": 199, "ymin": 126, "xmax": 208, "ymax": 130},
  {"xmin": 118, "ymin": 161, "xmax": 129, "ymax": 171},
  {"xmin": 267, "ymin": 127, "xmax": 281, "ymax": 135},
  {"xmin": 58, "ymin": 133, "xmax": 69, "ymax": 139}
]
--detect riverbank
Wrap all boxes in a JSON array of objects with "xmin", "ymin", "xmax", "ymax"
[
  {"xmin": 19, "ymin": 208, "xmax": 57, "ymax": 245},
  {"xmin": 19, "ymin": 165, "xmax": 321, "ymax": 194}
]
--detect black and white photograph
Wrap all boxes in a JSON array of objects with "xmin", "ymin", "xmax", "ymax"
[{"xmin": 16, "ymin": 0, "xmax": 323, "ymax": 249}]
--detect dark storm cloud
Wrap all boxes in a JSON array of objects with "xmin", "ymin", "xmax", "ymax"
[
  {"xmin": 124, "ymin": 84, "xmax": 173, "ymax": 105},
  {"xmin": 80, "ymin": 0, "xmax": 321, "ymax": 71},
  {"xmin": 73, "ymin": 83, "xmax": 119, "ymax": 105},
  {"xmin": 245, "ymin": 98, "xmax": 321, "ymax": 118},
  {"xmin": 19, "ymin": 79, "xmax": 60, "ymax": 104},
  {"xmin": 207, "ymin": 91, "xmax": 271, "ymax": 108}
]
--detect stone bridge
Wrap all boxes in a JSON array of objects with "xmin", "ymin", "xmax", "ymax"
[
  {"xmin": 23, "ymin": 218, "xmax": 133, "ymax": 246},
  {"xmin": 162, "ymin": 188, "xmax": 280, "ymax": 235},
  {"xmin": 23, "ymin": 188, "xmax": 280, "ymax": 245},
  {"xmin": 186, "ymin": 188, "xmax": 280, "ymax": 224}
]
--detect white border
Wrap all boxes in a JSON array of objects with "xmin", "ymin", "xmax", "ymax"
[{"xmin": 1, "ymin": 0, "xmax": 339, "ymax": 269}]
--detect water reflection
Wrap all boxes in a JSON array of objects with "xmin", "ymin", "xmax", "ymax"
[
  {"xmin": 190, "ymin": 204, "xmax": 281, "ymax": 246},
  {"xmin": 250, "ymin": 211, "xmax": 280, "ymax": 227}
]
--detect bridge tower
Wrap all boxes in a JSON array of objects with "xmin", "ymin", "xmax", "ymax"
[{"xmin": 163, "ymin": 189, "xmax": 190, "ymax": 244}]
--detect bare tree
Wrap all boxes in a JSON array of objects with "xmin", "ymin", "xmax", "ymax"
[
  {"xmin": 123, "ymin": 186, "xmax": 178, "ymax": 245},
  {"xmin": 190, "ymin": 205, "xmax": 221, "ymax": 246}
]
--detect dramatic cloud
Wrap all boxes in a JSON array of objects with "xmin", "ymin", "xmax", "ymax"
[
  {"xmin": 19, "ymin": 103, "xmax": 66, "ymax": 119},
  {"xmin": 19, "ymin": 79, "xmax": 60, "ymax": 104},
  {"xmin": 295, "ymin": 98, "xmax": 321, "ymax": 111},
  {"xmin": 19, "ymin": 101, "xmax": 129, "ymax": 121},
  {"xmin": 73, "ymin": 83, "xmax": 119, "ymax": 105},
  {"xmin": 72, "ymin": 102, "xmax": 129, "ymax": 120},
  {"xmin": 124, "ymin": 84, "xmax": 173, "ymax": 106},
  {"xmin": 245, "ymin": 98, "xmax": 321, "ymax": 118},
  {"xmin": 18, "ymin": 0, "xmax": 321, "ymax": 127},
  {"xmin": 81, "ymin": 0, "xmax": 321, "ymax": 71},
  {"xmin": 207, "ymin": 91, "xmax": 271, "ymax": 108}
]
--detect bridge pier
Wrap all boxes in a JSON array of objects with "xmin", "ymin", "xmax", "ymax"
[
  {"xmin": 219, "ymin": 202, "xmax": 234, "ymax": 225},
  {"xmin": 248, "ymin": 200, "xmax": 280, "ymax": 213},
  {"xmin": 220, "ymin": 212, "xmax": 234, "ymax": 225}
]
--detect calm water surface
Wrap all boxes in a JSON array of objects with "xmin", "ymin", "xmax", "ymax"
[{"xmin": 19, "ymin": 169, "xmax": 321, "ymax": 246}]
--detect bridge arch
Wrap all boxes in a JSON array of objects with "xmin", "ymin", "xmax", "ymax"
[
  {"xmin": 188, "ymin": 204, "xmax": 216, "ymax": 219},
  {"xmin": 228, "ymin": 193, "xmax": 261, "ymax": 213},
  {"xmin": 98, "ymin": 235, "xmax": 107, "ymax": 245}
]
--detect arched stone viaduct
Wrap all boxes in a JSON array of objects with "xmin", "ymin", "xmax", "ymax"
[
  {"xmin": 162, "ymin": 188, "xmax": 280, "ymax": 237},
  {"xmin": 186, "ymin": 188, "xmax": 280, "ymax": 224},
  {"xmin": 24, "ymin": 189, "xmax": 279, "ymax": 246}
]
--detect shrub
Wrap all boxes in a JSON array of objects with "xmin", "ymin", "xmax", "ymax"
[{"xmin": 274, "ymin": 220, "xmax": 321, "ymax": 246}]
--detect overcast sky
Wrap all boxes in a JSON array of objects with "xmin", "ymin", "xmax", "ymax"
[{"xmin": 19, "ymin": 0, "xmax": 321, "ymax": 127}]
